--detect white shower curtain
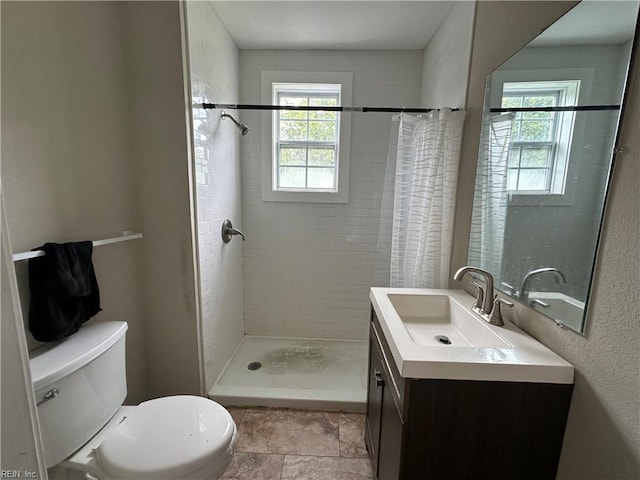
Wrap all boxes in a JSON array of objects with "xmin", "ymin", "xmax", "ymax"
[
  {"xmin": 467, "ymin": 113, "xmax": 513, "ymax": 276},
  {"xmin": 375, "ymin": 108, "xmax": 466, "ymax": 288}
]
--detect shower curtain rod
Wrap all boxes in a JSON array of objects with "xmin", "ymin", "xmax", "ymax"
[
  {"xmin": 200, "ymin": 103, "xmax": 459, "ymax": 114},
  {"xmin": 490, "ymin": 104, "xmax": 620, "ymax": 113}
]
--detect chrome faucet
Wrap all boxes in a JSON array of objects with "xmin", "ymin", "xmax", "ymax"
[
  {"xmin": 519, "ymin": 268, "xmax": 566, "ymax": 303},
  {"xmin": 453, "ymin": 266, "xmax": 494, "ymax": 315}
]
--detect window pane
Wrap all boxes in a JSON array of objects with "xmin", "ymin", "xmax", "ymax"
[
  {"xmin": 280, "ymin": 110, "xmax": 307, "ymax": 120},
  {"xmin": 279, "ymin": 167, "xmax": 306, "ymax": 188},
  {"xmin": 502, "ymin": 96, "xmax": 523, "ymax": 108},
  {"xmin": 510, "ymin": 121, "xmax": 521, "ymax": 141},
  {"xmin": 309, "ymin": 97, "xmax": 338, "ymax": 120},
  {"xmin": 309, "ymin": 110, "xmax": 337, "ymax": 121},
  {"xmin": 309, "ymin": 147, "xmax": 335, "ymax": 166},
  {"xmin": 520, "ymin": 147, "xmax": 551, "ymax": 167},
  {"xmin": 520, "ymin": 120, "xmax": 552, "ymax": 141},
  {"xmin": 508, "ymin": 146, "xmax": 521, "ymax": 167},
  {"xmin": 280, "ymin": 120, "xmax": 307, "ymax": 141},
  {"xmin": 518, "ymin": 169, "xmax": 549, "ymax": 191},
  {"xmin": 280, "ymin": 96, "xmax": 308, "ymax": 107},
  {"xmin": 523, "ymin": 110, "xmax": 553, "ymax": 120},
  {"xmin": 307, "ymin": 168, "xmax": 335, "ymax": 189},
  {"xmin": 308, "ymin": 121, "xmax": 336, "ymax": 141},
  {"xmin": 506, "ymin": 169, "xmax": 518, "ymax": 190},
  {"xmin": 280, "ymin": 147, "xmax": 307, "ymax": 166},
  {"xmin": 310, "ymin": 97, "xmax": 338, "ymax": 107},
  {"xmin": 525, "ymin": 95, "xmax": 556, "ymax": 108},
  {"xmin": 279, "ymin": 96, "xmax": 309, "ymax": 119}
]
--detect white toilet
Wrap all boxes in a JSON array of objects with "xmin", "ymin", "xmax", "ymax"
[{"xmin": 30, "ymin": 321, "xmax": 237, "ymax": 480}]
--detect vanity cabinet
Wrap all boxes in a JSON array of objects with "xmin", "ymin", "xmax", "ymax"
[{"xmin": 365, "ymin": 308, "xmax": 573, "ymax": 480}]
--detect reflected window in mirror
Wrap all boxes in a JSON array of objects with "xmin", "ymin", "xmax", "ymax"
[{"xmin": 503, "ymin": 80, "xmax": 579, "ymax": 194}]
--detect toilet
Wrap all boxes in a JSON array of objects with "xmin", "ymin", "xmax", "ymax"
[{"xmin": 29, "ymin": 321, "xmax": 237, "ymax": 480}]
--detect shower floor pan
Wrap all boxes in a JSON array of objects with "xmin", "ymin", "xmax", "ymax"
[{"xmin": 208, "ymin": 335, "xmax": 368, "ymax": 412}]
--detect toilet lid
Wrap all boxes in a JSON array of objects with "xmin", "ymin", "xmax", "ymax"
[{"xmin": 97, "ymin": 396, "xmax": 235, "ymax": 479}]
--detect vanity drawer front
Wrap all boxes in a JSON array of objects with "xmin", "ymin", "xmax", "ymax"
[{"xmin": 371, "ymin": 309, "xmax": 408, "ymax": 421}]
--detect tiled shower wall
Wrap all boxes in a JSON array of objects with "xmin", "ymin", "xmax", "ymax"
[
  {"xmin": 186, "ymin": 2, "xmax": 245, "ymax": 390},
  {"xmin": 239, "ymin": 51, "xmax": 423, "ymax": 340}
]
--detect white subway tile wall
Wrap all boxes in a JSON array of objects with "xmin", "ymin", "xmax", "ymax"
[
  {"xmin": 240, "ymin": 51, "xmax": 423, "ymax": 340},
  {"xmin": 187, "ymin": 2, "xmax": 245, "ymax": 390}
]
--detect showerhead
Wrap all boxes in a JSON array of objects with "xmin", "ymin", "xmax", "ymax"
[{"xmin": 221, "ymin": 111, "xmax": 249, "ymax": 136}]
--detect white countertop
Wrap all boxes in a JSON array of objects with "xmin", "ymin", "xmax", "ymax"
[{"xmin": 370, "ymin": 288, "xmax": 574, "ymax": 384}]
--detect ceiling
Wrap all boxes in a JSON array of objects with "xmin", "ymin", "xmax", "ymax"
[
  {"xmin": 531, "ymin": 1, "xmax": 639, "ymax": 46},
  {"xmin": 210, "ymin": 1, "xmax": 455, "ymax": 50}
]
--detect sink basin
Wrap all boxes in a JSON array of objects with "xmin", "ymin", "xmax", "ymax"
[
  {"xmin": 387, "ymin": 293, "xmax": 511, "ymax": 348},
  {"xmin": 370, "ymin": 288, "xmax": 574, "ymax": 384}
]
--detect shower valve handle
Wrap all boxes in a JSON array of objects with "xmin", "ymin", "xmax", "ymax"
[{"xmin": 222, "ymin": 219, "xmax": 245, "ymax": 243}]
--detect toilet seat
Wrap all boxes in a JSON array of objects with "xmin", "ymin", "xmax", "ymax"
[{"xmin": 63, "ymin": 396, "xmax": 237, "ymax": 480}]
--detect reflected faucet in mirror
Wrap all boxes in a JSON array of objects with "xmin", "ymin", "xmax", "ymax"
[{"xmin": 519, "ymin": 268, "xmax": 567, "ymax": 303}]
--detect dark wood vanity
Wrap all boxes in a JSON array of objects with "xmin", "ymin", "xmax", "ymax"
[{"xmin": 365, "ymin": 308, "xmax": 573, "ymax": 480}]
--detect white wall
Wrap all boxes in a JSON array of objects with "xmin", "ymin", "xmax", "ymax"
[
  {"xmin": 184, "ymin": 1, "xmax": 245, "ymax": 391},
  {"xmin": 1, "ymin": 1, "xmax": 148, "ymax": 404},
  {"xmin": 240, "ymin": 50, "xmax": 423, "ymax": 339},
  {"xmin": 420, "ymin": 1, "xmax": 475, "ymax": 109},
  {"xmin": 453, "ymin": 1, "xmax": 640, "ymax": 477}
]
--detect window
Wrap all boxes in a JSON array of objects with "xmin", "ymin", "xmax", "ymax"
[
  {"xmin": 261, "ymin": 71, "xmax": 352, "ymax": 203},
  {"xmin": 502, "ymin": 80, "xmax": 579, "ymax": 195},
  {"xmin": 273, "ymin": 83, "xmax": 340, "ymax": 191}
]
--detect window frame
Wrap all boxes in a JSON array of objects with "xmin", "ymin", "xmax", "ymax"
[
  {"xmin": 502, "ymin": 81, "xmax": 580, "ymax": 195},
  {"xmin": 488, "ymin": 67, "xmax": 593, "ymax": 207},
  {"xmin": 273, "ymin": 84, "xmax": 341, "ymax": 192},
  {"xmin": 261, "ymin": 71, "xmax": 352, "ymax": 203}
]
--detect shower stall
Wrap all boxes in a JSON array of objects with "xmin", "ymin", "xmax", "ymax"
[{"xmin": 182, "ymin": 2, "xmax": 461, "ymax": 411}]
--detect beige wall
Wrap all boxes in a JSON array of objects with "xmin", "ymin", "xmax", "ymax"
[
  {"xmin": 119, "ymin": 1, "xmax": 201, "ymax": 398},
  {"xmin": 1, "ymin": 1, "xmax": 201, "ymax": 404},
  {"xmin": 1, "ymin": 1, "xmax": 148, "ymax": 403},
  {"xmin": 453, "ymin": 2, "xmax": 640, "ymax": 478},
  {"xmin": 420, "ymin": 1, "xmax": 475, "ymax": 109}
]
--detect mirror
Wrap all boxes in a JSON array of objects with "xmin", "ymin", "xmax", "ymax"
[{"xmin": 468, "ymin": 1, "xmax": 639, "ymax": 333}]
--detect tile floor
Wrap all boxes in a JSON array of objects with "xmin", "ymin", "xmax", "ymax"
[{"xmin": 223, "ymin": 407, "xmax": 374, "ymax": 480}]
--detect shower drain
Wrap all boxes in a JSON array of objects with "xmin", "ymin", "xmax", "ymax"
[{"xmin": 247, "ymin": 361, "xmax": 262, "ymax": 371}]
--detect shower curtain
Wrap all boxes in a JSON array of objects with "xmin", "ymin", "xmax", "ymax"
[
  {"xmin": 375, "ymin": 108, "xmax": 466, "ymax": 288},
  {"xmin": 467, "ymin": 113, "xmax": 513, "ymax": 276}
]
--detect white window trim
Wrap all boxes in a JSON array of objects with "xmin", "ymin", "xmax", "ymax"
[
  {"xmin": 261, "ymin": 71, "xmax": 352, "ymax": 203},
  {"xmin": 488, "ymin": 68, "xmax": 594, "ymax": 207}
]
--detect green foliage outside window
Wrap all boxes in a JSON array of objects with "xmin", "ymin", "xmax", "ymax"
[{"xmin": 276, "ymin": 91, "xmax": 339, "ymax": 190}]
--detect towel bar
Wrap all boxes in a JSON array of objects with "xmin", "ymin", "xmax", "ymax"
[{"xmin": 12, "ymin": 232, "xmax": 143, "ymax": 262}]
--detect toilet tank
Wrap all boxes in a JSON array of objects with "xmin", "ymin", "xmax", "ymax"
[{"xmin": 30, "ymin": 321, "xmax": 128, "ymax": 468}]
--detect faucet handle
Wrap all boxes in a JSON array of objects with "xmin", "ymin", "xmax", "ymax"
[
  {"xmin": 221, "ymin": 219, "xmax": 246, "ymax": 243},
  {"xmin": 488, "ymin": 297, "xmax": 513, "ymax": 326},
  {"xmin": 500, "ymin": 281, "xmax": 518, "ymax": 297},
  {"xmin": 470, "ymin": 282, "xmax": 484, "ymax": 311}
]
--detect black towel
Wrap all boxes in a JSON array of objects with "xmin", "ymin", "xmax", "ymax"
[{"xmin": 28, "ymin": 241, "xmax": 102, "ymax": 342}]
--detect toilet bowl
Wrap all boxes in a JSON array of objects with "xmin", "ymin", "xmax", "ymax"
[{"xmin": 30, "ymin": 321, "xmax": 237, "ymax": 480}]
